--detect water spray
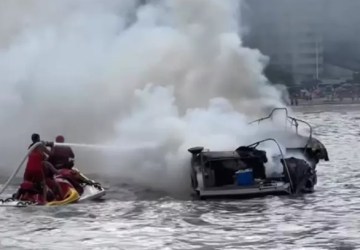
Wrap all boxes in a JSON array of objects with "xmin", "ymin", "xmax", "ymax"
[{"xmin": 53, "ymin": 142, "xmax": 159, "ymax": 152}]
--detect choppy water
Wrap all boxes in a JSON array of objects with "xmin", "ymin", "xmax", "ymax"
[{"xmin": 1, "ymin": 106, "xmax": 360, "ymax": 250}]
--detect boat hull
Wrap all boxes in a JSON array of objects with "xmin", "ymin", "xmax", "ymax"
[
  {"xmin": 194, "ymin": 181, "xmax": 291, "ymax": 199},
  {"xmin": 189, "ymin": 139, "xmax": 320, "ymax": 200},
  {"xmin": 79, "ymin": 183, "xmax": 106, "ymax": 202}
]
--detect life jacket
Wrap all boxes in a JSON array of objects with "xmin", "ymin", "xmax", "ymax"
[
  {"xmin": 24, "ymin": 148, "xmax": 46, "ymax": 183},
  {"xmin": 48, "ymin": 146, "xmax": 74, "ymax": 169}
]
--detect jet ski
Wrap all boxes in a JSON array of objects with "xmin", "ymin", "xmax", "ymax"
[
  {"xmin": 0, "ymin": 168, "xmax": 105, "ymax": 207},
  {"xmin": 0, "ymin": 140, "xmax": 106, "ymax": 207}
]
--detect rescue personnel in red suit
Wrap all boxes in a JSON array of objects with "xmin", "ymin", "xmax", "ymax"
[
  {"xmin": 18, "ymin": 133, "xmax": 60, "ymax": 203},
  {"xmin": 23, "ymin": 133, "xmax": 56, "ymax": 183},
  {"xmin": 48, "ymin": 135, "xmax": 95, "ymax": 195},
  {"xmin": 48, "ymin": 135, "xmax": 75, "ymax": 169}
]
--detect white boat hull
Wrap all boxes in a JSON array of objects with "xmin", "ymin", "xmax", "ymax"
[
  {"xmin": 196, "ymin": 182, "xmax": 291, "ymax": 198},
  {"xmin": 78, "ymin": 184, "xmax": 106, "ymax": 202}
]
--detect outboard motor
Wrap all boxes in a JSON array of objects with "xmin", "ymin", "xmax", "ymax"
[
  {"xmin": 281, "ymin": 157, "xmax": 315, "ymax": 194},
  {"xmin": 306, "ymin": 138, "xmax": 329, "ymax": 165}
]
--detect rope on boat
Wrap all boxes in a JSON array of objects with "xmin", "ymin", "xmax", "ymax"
[
  {"xmin": 0, "ymin": 197, "xmax": 35, "ymax": 206},
  {"xmin": 0, "ymin": 142, "xmax": 44, "ymax": 196},
  {"xmin": 0, "ymin": 197, "xmax": 14, "ymax": 203}
]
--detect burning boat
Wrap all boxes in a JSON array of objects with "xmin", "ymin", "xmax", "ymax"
[{"xmin": 188, "ymin": 108, "xmax": 329, "ymax": 199}]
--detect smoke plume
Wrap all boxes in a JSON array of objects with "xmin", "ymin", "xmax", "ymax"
[{"xmin": 0, "ymin": 0, "xmax": 291, "ymax": 194}]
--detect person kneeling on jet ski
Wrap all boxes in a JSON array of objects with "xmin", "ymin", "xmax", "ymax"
[
  {"xmin": 48, "ymin": 135, "xmax": 75, "ymax": 170},
  {"xmin": 48, "ymin": 135, "xmax": 100, "ymax": 194}
]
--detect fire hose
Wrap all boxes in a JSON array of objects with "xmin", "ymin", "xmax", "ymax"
[{"xmin": 0, "ymin": 142, "xmax": 44, "ymax": 196}]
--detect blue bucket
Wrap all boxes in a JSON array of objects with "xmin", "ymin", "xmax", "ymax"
[{"xmin": 236, "ymin": 169, "xmax": 254, "ymax": 186}]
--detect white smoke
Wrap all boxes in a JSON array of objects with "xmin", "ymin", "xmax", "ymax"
[{"xmin": 0, "ymin": 0, "xmax": 298, "ymax": 195}]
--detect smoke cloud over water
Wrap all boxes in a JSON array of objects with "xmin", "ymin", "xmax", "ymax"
[{"xmin": 0, "ymin": 0, "xmax": 292, "ymax": 194}]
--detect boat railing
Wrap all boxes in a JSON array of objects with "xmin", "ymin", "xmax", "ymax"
[
  {"xmin": 249, "ymin": 108, "xmax": 313, "ymax": 150},
  {"xmin": 249, "ymin": 108, "xmax": 290, "ymax": 125},
  {"xmin": 246, "ymin": 138, "xmax": 294, "ymax": 193}
]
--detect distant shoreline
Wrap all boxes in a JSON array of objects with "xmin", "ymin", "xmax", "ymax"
[
  {"xmin": 295, "ymin": 97, "xmax": 360, "ymax": 106},
  {"xmin": 291, "ymin": 99, "xmax": 360, "ymax": 113}
]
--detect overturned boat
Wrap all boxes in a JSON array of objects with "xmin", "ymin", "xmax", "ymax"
[{"xmin": 188, "ymin": 108, "xmax": 329, "ymax": 199}]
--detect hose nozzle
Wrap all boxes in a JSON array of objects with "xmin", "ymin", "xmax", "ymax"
[{"xmin": 42, "ymin": 141, "xmax": 54, "ymax": 147}]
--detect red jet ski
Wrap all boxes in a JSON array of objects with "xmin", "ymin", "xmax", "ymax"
[{"xmin": 4, "ymin": 168, "xmax": 105, "ymax": 207}]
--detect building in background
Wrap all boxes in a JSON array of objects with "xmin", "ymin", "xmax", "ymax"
[{"xmin": 244, "ymin": 0, "xmax": 325, "ymax": 85}]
